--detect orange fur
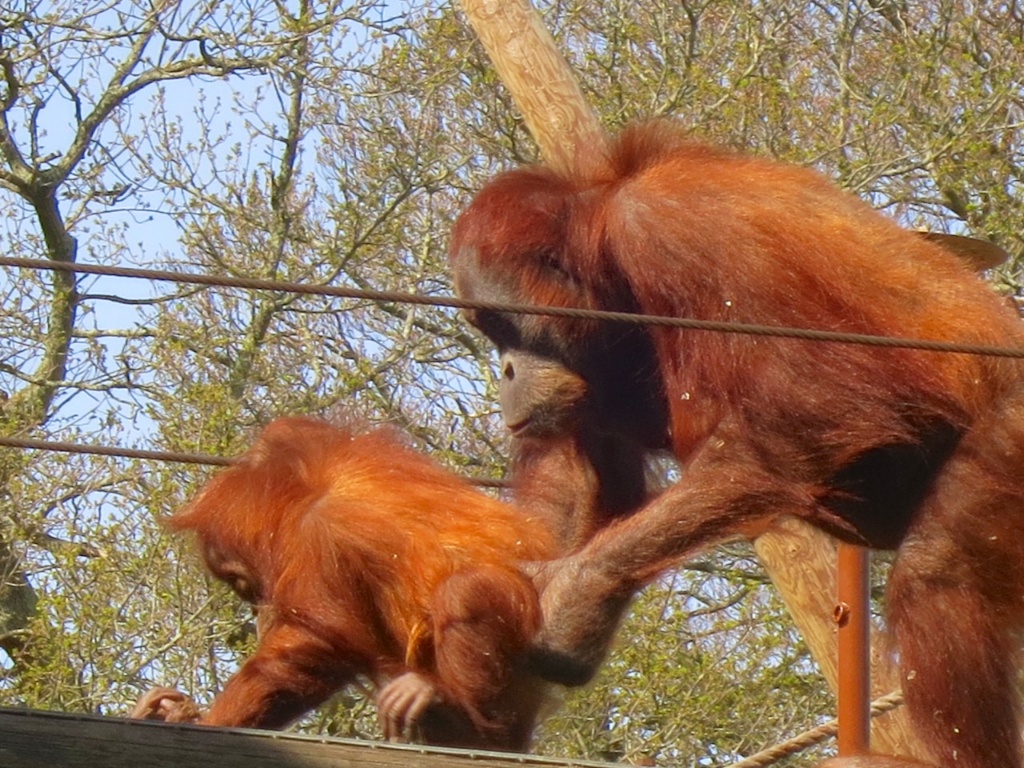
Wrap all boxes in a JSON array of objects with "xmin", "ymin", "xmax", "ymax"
[
  {"xmin": 137, "ymin": 417, "xmax": 555, "ymax": 750},
  {"xmin": 451, "ymin": 120, "xmax": 1024, "ymax": 767}
]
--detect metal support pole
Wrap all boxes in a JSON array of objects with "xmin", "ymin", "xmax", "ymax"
[{"xmin": 835, "ymin": 542, "xmax": 871, "ymax": 755}]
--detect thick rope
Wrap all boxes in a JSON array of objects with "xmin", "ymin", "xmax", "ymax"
[{"xmin": 730, "ymin": 691, "xmax": 905, "ymax": 768}]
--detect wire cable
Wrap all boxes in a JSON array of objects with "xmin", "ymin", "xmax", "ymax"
[
  {"xmin": 4, "ymin": 256, "xmax": 1024, "ymax": 358},
  {"xmin": 0, "ymin": 434, "xmax": 508, "ymax": 486}
]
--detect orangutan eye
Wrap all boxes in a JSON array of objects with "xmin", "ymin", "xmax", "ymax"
[
  {"xmin": 541, "ymin": 254, "xmax": 574, "ymax": 284},
  {"xmin": 228, "ymin": 574, "xmax": 260, "ymax": 603},
  {"xmin": 210, "ymin": 556, "xmax": 261, "ymax": 603}
]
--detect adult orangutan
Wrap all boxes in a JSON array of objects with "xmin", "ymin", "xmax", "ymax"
[
  {"xmin": 131, "ymin": 416, "xmax": 557, "ymax": 750},
  {"xmin": 449, "ymin": 119, "xmax": 1024, "ymax": 768}
]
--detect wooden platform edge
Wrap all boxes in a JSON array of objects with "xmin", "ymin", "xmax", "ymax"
[{"xmin": 0, "ymin": 707, "xmax": 619, "ymax": 768}]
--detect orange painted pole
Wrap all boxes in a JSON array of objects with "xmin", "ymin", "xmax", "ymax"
[{"xmin": 835, "ymin": 542, "xmax": 871, "ymax": 755}]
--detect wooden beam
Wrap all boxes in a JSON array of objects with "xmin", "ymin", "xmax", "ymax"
[
  {"xmin": 0, "ymin": 707, "xmax": 617, "ymax": 768},
  {"xmin": 456, "ymin": 0, "xmax": 609, "ymax": 176}
]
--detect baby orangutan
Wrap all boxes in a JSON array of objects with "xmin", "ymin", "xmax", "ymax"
[{"xmin": 131, "ymin": 416, "xmax": 557, "ymax": 750}]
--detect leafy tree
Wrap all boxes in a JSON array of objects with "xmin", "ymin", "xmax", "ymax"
[{"xmin": 1, "ymin": 1, "xmax": 1020, "ymax": 765}]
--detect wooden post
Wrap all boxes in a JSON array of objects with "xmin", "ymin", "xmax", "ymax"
[{"xmin": 456, "ymin": 0, "xmax": 609, "ymax": 176}]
